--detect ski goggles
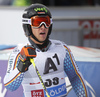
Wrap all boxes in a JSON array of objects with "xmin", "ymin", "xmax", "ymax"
[{"xmin": 22, "ymin": 16, "xmax": 52, "ymax": 28}]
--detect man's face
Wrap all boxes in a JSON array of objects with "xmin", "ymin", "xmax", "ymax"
[{"xmin": 31, "ymin": 25, "xmax": 49, "ymax": 42}]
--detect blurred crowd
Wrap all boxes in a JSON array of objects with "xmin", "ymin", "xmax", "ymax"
[{"xmin": 0, "ymin": 0, "xmax": 100, "ymax": 6}]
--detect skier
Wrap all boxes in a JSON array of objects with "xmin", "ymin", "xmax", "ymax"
[{"xmin": 4, "ymin": 3, "xmax": 88, "ymax": 97}]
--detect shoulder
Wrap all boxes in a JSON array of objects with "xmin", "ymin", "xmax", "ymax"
[
  {"xmin": 50, "ymin": 39, "xmax": 65, "ymax": 45},
  {"xmin": 50, "ymin": 39, "xmax": 71, "ymax": 53},
  {"xmin": 8, "ymin": 43, "xmax": 30, "ymax": 61},
  {"xmin": 50, "ymin": 39, "xmax": 68, "ymax": 48},
  {"xmin": 12, "ymin": 42, "xmax": 30, "ymax": 54},
  {"xmin": 50, "ymin": 39, "xmax": 71, "ymax": 52}
]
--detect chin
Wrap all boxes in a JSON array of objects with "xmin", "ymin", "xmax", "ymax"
[{"xmin": 40, "ymin": 39, "xmax": 46, "ymax": 42}]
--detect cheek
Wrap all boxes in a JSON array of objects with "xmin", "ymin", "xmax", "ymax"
[
  {"xmin": 46, "ymin": 29, "xmax": 49, "ymax": 34},
  {"xmin": 32, "ymin": 29, "xmax": 38, "ymax": 35}
]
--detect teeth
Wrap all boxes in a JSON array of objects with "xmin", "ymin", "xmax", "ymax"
[{"xmin": 40, "ymin": 32, "xmax": 45, "ymax": 34}]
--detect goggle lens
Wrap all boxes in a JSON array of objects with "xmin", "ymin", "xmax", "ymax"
[{"xmin": 31, "ymin": 16, "xmax": 51, "ymax": 28}]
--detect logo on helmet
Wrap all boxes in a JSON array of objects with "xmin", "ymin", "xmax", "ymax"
[{"xmin": 34, "ymin": 7, "xmax": 48, "ymax": 13}]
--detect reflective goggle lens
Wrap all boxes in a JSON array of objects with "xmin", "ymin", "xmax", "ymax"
[{"xmin": 31, "ymin": 16, "xmax": 51, "ymax": 28}]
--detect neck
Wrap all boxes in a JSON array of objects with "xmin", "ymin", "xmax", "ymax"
[
  {"xmin": 28, "ymin": 37, "xmax": 51, "ymax": 52},
  {"xmin": 30, "ymin": 36, "xmax": 43, "ymax": 45}
]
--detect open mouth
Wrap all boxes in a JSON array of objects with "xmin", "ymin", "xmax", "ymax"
[{"xmin": 40, "ymin": 32, "xmax": 45, "ymax": 35}]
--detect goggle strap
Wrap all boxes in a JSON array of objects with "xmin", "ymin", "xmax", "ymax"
[
  {"xmin": 50, "ymin": 18, "xmax": 53, "ymax": 24},
  {"xmin": 22, "ymin": 18, "xmax": 53, "ymax": 25},
  {"xmin": 22, "ymin": 18, "xmax": 31, "ymax": 25}
]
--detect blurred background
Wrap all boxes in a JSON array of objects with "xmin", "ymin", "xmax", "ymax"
[{"xmin": 0, "ymin": 0, "xmax": 100, "ymax": 48}]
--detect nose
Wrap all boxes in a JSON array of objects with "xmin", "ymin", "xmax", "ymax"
[{"xmin": 41, "ymin": 24, "xmax": 45, "ymax": 28}]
